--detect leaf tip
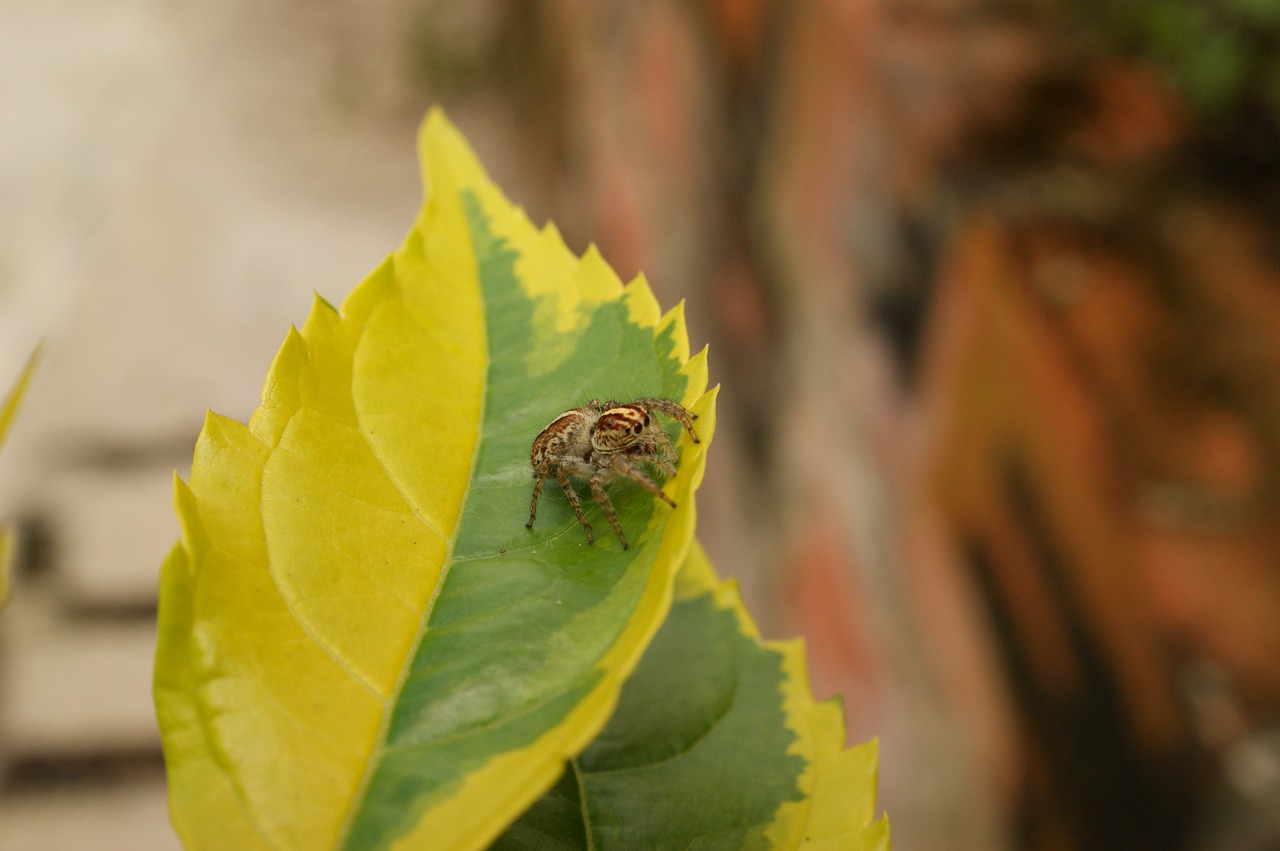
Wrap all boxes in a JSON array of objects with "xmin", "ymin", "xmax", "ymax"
[
  {"xmin": 417, "ymin": 106, "xmax": 491, "ymax": 206},
  {"xmin": 0, "ymin": 342, "xmax": 44, "ymax": 445},
  {"xmin": 171, "ymin": 470, "xmax": 196, "ymax": 514},
  {"xmin": 312, "ymin": 291, "xmax": 339, "ymax": 316},
  {"xmin": 863, "ymin": 814, "xmax": 891, "ymax": 851},
  {"xmin": 621, "ymin": 273, "xmax": 661, "ymax": 329},
  {"xmin": 0, "ymin": 526, "xmax": 13, "ymax": 612},
  {"xmin": 659, "ymin": 299, "xmax": 691, "ymax": 363},
  {"xmin": 417, "ymin": 107, "xmax": 455, "ymax": 169},
  {"xmin": 578, "ymin": 244, "xmax": 623, "ymax": 297},
  {"xmin": 681, "ymin": 348, "xmax": 711, "ymax": 405},
  {"xmin": 421, "ymin": 104, "xmax": 452, "ymax": 137},
  {"xmin": 301, "ymin": 296, "xmax": 344, "ymax": 342},
  {"xmin": 685, "ymin": 381, "xmax": 717, "ymax": 439},
  {"xmin": 540, "ymin": 220, "xmax": 565, "ymax": 244},
  {"xmin": 200, "ymin": 407, "xmax": 236, "ymax": 438}
]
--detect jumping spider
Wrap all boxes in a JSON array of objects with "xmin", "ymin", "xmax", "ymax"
[{"xmin": 526, "ymin": 398, "xmax": 699, "ymax": 550}]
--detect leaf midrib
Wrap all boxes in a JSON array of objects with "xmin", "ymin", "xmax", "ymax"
[
  {"xmin": 572, "ymin": 759, "xmax": 598, "ymax": 851},
  {"xmin": 330, "ymin": 292, "xmax": 492, "ymax": 851}
]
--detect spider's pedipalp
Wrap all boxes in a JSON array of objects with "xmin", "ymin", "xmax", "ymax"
[
  {"xmin": 610, "ymin": 453, "xmax": 676, "ymax": 508},
  {"xmin": 645, "ymin": 426, "xmax": 678, "ymax": 473}
]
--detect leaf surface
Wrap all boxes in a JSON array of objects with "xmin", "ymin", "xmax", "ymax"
[
  {"xmin": 154, "ymin": 110, "xmax": 714, "ymax": 850},
  {"xmin": 493, "ymin": 543, "xmax": 889, "ymax": 850}
]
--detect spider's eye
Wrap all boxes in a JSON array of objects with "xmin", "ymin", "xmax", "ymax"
[{"xmin": 632, "ymin": 423, "xmax": 643, "ymax": 435}]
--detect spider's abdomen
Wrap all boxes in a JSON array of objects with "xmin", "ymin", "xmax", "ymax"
[{"xmin": 530, "ymin": 408, "xmax": 595, "ymax": 470}]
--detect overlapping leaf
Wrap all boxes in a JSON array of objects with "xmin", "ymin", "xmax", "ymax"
[
  {"xmin": 494, "ymin": 542, "xmax": 889, "ymax": 850},
  {"xmin": 154, "ymin": 110, "xmax": 713, "ymax": 850}
]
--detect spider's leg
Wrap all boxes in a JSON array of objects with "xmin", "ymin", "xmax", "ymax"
[
  {"xmin": 633, "ymin": 398, "xmax": 699, "ymax": 443},
  {"xmin": 611, "ymin": 454, "xmax": 677, "ymax": 507},
  {"xmin": 555, "ymin": 471, "xmax": 594, "ymax": 544},
  {"xmin": 526, "ymin": 473, "xmax": 546, "ymax": 528},
  {"xmin": 589, "ymin": 473, "xmax": 629, "ymax": 550}
]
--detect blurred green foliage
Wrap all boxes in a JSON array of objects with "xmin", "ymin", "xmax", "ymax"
[{"xmin": 1100, "ymin": 0, "xmax": 1280, "ymax": 118}]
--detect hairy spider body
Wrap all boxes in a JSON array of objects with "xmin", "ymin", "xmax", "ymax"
[{"xmin": 526, "ymin": 397, "xmax": 699, "ymax": 549}]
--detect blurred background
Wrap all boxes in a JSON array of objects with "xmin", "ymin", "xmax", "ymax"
[{"xmin": 5, "ymin": 0, "xmax": 1280, "ymax": 848}]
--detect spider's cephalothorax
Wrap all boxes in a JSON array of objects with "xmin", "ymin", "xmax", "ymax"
[{"xmin": 526, "ymin": 397, "xmax": 699, "ymax": 549}]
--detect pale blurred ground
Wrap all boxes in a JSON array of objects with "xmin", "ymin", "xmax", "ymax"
[{"xmin": 0, "ymin": 1, "xmax": 426, "ymax": 846}]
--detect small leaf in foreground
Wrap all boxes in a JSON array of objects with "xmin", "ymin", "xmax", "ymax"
[
  {"xmin": 0, "ymin": 345, "xmax": 41, "ymax": 610},
  {"xmin": 493, "ymin": 543, "xmax": 890, "ymax": 850}
]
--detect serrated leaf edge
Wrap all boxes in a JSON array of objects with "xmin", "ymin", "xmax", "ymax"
[{"xmin": 677, "ymin": 542, "xmax": 888, "ymax": 850}]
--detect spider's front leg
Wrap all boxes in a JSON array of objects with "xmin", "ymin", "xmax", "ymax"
[
  {"xmin": 611, "ymin": 454, "xmax": 677, "ymax": 508},
  {"xmin": 633, "ymin": 397, "xmax": 700, "ymax": 443}
]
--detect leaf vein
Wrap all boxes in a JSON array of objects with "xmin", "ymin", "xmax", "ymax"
[{"xmin": 580, "ymin": 674, "xmax": 741, "ymax": 779}]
